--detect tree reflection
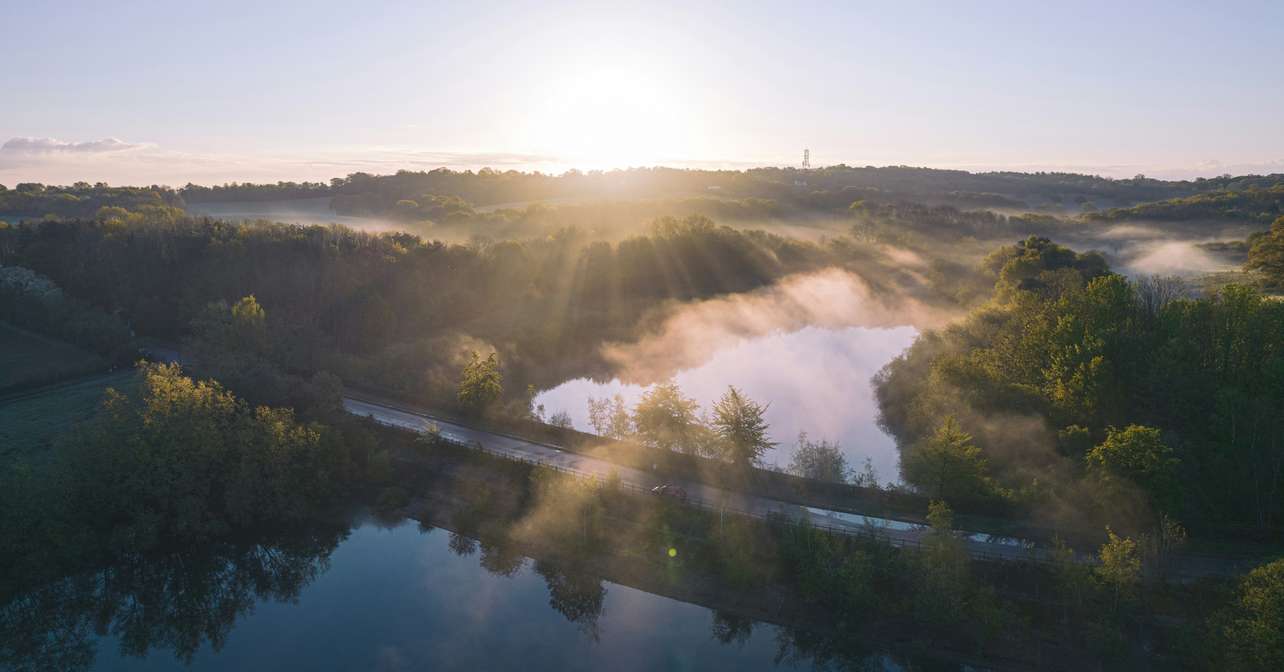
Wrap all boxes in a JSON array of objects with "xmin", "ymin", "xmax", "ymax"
[
  {"xmin": 710, "ymin": 609, "xmax": 754, "ymax": 646},
  {"xmin": 0, "ymin": 524, "xmax": 346, "ymax": 672},
  {"xmin": 773, "ymin": 626, "xmax": 885, "ymax": 672},
  {"xmin": 447, "ymin": 532, "xmax": 478, "ymax": 557},
  {"xmin": 478, "ymin": 539, "xmax": 525, "ymax": 578},
  {"xmin": 533, "ymin": 560, "xmax": 606, "ymax": 641}
]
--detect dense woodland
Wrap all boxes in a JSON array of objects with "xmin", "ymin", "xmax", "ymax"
[
  {"xmin": 0, "ymin": 212, "xmax": 958, "ymax": 411},
  {"xmin": 1089, "ymin": 184, "xmax": 1284, "ymax": 225},
  {"xmin": 1247, "ymin": 216, "xmax": 1284, "ymax": 289},
  {"xmin": 875, "ymin": 237, "xmax": 1284, "ymax": 535},
  {"xmin": 0, "ymin": 182, "xmax": 181, "ymax": 219}
]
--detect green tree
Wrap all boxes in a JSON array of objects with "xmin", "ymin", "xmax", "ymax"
[
  {"xmin": 1096, "ymin": 527, "xmax": 1141, "ymax": 611},
  {"xmin": 711, "ymin": 386, "xmax": 775, "ymax": 467},
  {"xmin": 901, "ymin": 416, "xmax": 994, "ymax": 502},
  {"xmin": 913, "ymin": 500, "xmax": 972, "ymax": 629},
  {"xmin": 787, "ymin": 432, "xmax": 848, "ymax": 483},
  {"xmin": 1219, "ymin": 559, "xmax": 1284, "ymax": 671},
  {"xmin": 457, "ymin": 351, "xmax": 503, "ymax": 412},
  {"xmin": 633, "ymin": 380, "xmax": 700, "ymax": 453},
  {"xmin": 1086, "ymin": 424, "xmax": 1179, "ymax": 513},
  {"xmin": 1246, "ymin": 215, "xmax": 1284, "ymax": 290},
  {"xmin": 190, "ymin": 294, "xmax": 268, "ymax": 356},
  {"xmin": 587, "ymin": 394, "xmax": 634, "ymax": 440}
]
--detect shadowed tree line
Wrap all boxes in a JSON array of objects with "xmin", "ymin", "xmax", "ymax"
[
  {"xmin": 0, "ymin": 363, "xmax": 362, "ymax": 595},
  {"xmin": 0, "ymin": 213, "xmax": 955, "ymax": 411}
]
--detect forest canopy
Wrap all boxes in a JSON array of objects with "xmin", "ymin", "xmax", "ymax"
[{"xmin": 875, "ymin": 236, "xmax": 1284, "ymax": 533}]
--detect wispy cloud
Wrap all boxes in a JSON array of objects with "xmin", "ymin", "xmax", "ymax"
[
  {"xmin": 1, "ymin": 137, "xmax": 146, "ymax": 154},
  {"xmin": 0, "ymin": 139, "xmax": 574, "ymax": 186}
]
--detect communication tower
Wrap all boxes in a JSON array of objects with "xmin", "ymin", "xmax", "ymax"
[{"xmin": 802, "ymin": 148, "xmax": 811, "ymax": 170}]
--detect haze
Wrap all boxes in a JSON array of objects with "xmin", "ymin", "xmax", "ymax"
[{"xmin": 4, "ymin": 0, "xmax": 1283, "ymax": 185}]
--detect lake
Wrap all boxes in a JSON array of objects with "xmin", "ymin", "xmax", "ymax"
[
  {"xmin": 74, "ymin": 517, "xmax": 858, "ymax": 672},
  {"xmin": 535, "ymin": 325, "xmax": 919, "ymax": 485}
]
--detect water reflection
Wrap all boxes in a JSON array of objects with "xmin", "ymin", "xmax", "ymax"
[
  {"xmin": 536, "ymin": 325, "xmax": 919, "ymax": 482},
  {"xmin": 0, "ymin": 523, "xmax": 348, "ymax": 672},
  {"xmin": 2, "ymin": 512, "xmax": 994, "ymax": 671}
]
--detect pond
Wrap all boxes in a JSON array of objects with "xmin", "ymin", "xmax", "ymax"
[
  {"xmin": 535, "ymin": 325, "xmax": 919, "ymax": 485},
  {"xmin": 67, "ymin": 517, "xmax": 869, "ymax": 672}
]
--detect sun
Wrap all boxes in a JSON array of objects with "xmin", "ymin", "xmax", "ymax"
[{"xmin": 523, "ymin": 61, "xmax": 702, "ymax": 169}]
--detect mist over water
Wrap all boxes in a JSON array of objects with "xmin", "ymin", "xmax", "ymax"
[{"xmin": 536, "ymin": 325, "xmax": 919, "ymax": 483}]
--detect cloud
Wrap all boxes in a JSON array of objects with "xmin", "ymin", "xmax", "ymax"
[
  {"xmin": 1, "ymin": 136, "xmax": 145, "ymax": 154},
  {"xmin": 0, "ymin": 139, "xmax": 579, "ymax": 186}
]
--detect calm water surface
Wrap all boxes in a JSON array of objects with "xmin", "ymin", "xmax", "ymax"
[
  {"xmin": 535, "ymin": 325, "xmax": 918, "ymax": 484},
  {"xmin": 84, "ymin": 519, "xmax": 819, "ymax": 672}
]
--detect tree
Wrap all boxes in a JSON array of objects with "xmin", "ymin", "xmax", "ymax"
[
  {"xmin": 710, "ymin": 610, "xmax": 754, "ymax": 645},
  {"xmin": 913, "ymin": 500, "xmax": 972, "ymax": 629},
  {"xmin": 900, "ymin": 416, "xmax": 993, "ymax": 502},
  {"xmin": 711, "ymin": 386, "xmax": 775, "ymax": 467},
  {"xmin": 1219, "ymin": 559, "xmax": 1284, "ymax": 671},
  {"xmin": 1086, "ymin": 425, "xmax": 1179, "ymax": 513},
  {"xmin": 633, "ymin": 380, "xmax": 700, "ymax": 453},
  {"xmin": 535, "ymin": 560, "xmax": 606, "ymax": 640},
  {"xmin": 787, "ymin": 432, "xmax": 848, "ymax": 483},
  {"xmin": 1246, "ymin": 216, "xmax": 1284, "ymax": 290},
  {"xmin": 547, "ymin": 410, "xmax": 574, "ymax": 429},
  {"xmin": 1096, "ymin": 527, "xmax": 1141, "ymax": 611},
  {"xmin": 457, "ymin": 351, "xmax": 502, "ymax": 412},
  {"xmin": 851, "ymin": 457, "xmax": 881, "ymax": 490},
  {"xmin": 587, "ymin": 394, "xmax": 633, "ymax": 440}
]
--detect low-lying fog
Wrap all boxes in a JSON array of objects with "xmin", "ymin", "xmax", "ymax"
[
  {"xmin": 1073, "ymin": 223, "xmax": 1252, "ymax": 279},
  {"xmin": 533, "ymin": 269, "xmax": 947, "ymax": 484},
  {"xmin": 185, "ymin": 197, "xmax": 405, "ymax": 233}
]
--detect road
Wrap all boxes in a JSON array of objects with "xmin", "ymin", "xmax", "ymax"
[
  {"xmin": 343, "ymin": 396, "xmax": 1045, "ymax": 564},
  {"xmin": 133, "ymin": 347, "xmax": 1268, "ymax": 576}
]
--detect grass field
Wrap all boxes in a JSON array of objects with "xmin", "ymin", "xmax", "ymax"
[
  {"xmin": 0, "ymin": 322, "xmax": 106, "ymax": 392},
  {"xmin": 0, "ymin": 370, "xmax": 136, "ymax": 460}
]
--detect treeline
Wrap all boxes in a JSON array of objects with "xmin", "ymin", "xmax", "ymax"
[
  {"xmin": 0, "ymin": 363, "xmax": 358, "ymax": 594},
  {"xmin": 1247, "ymin": 216, "xmax": 1284, "ymax": 289},
  {"xmin": 852, "ymin": 199, "xmax": 1068, "ymax": 241},
  {"xmin": 179, "ymin": 180, "xmax": 331, "ymax": 203},
  {"xmin": 0, "ymin": 182, "xmax": 183, "ymax": 219},
  {"xmin": 0, "ymin": 360, "xmax": 414, "ymax": 667},
  {"xmin": 318, "ymin": 166, "xmax": 1284, "ymax": 211},
  {"xmin": 172, "ymin": 165, "xmax": 1284, "ymax": 218},
  {"xmin": 875, "ymin": 236, "xmax": 1284, "ymax": 534},
  {"xmin": 0, "ymin": 265, "xmax": 134, "ymax": 360},
  {"xmin": 1088, "ymin": 183, "xmax": 1284, "ymax": 224},
  {"xmin": 2, "ymin": 214, "xmax": 926, "ymax": 407}
]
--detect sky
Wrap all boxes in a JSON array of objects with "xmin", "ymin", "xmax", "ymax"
[{"xmin": 2, "ymin": 0, "xmax": 1282, "ymax": 185}]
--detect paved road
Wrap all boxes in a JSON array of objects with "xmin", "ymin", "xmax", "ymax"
[
  {"xmin": 135, "ymin": 344, "xmax": 1266, "ymax": 577},
  {"xmin": 344, "ymin": 396, "xmax": 1045, "ymax": 563}
]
